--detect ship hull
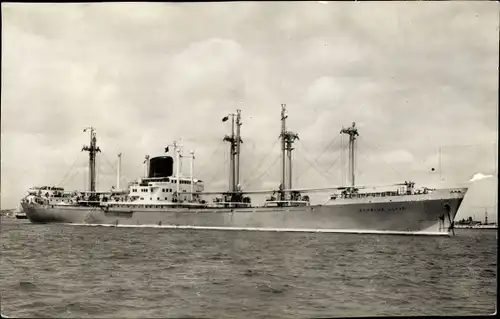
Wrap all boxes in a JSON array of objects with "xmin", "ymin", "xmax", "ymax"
[{"xmin": 21, "ymin": 188, "xmax": 466, "ymax": 234}]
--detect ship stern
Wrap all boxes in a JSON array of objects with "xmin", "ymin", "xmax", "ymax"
[{"xmin": 20, "ymin": 198, "xmax": 62, "ymax": 223}]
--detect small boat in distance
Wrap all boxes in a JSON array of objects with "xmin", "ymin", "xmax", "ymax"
[
  {"xmin": 21, "ymin": 105, "xmax": 467, "ymax": 235},
  {"xmin": 15, "ymin": 211, "xmax": 27, "ymax": 220},
  {"xmin": 14, "ymin": 202, "xmax": 27, "ymax": 219}
]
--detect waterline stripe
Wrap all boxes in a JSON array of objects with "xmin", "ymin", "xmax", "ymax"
[{"xmin": 65, "ymin": 223, "xmax": 450, "ymax": 237}]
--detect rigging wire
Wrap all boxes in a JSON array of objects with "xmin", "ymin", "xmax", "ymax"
[
  {"xmin": 64, "ymin": 170, "xmax": 81, "ymax": 189},
  {"xmin": 299, "ymin": 135, "xmax": 341, "ymax": 168},
  {"xmin": 99, "ymin": 155, "xmax": 115, "ymax": 190},
  {"xmin": 102, "ymin": 152, "xmax": 126, "ymax": 187},
  {"xmin": 204, "ymin": 152, "xmax": 229, "ymax": 186},
  {"xmin": 294, "ymin": 141, "xmax": 337, "ymax": 180},
  {"xmin": 323, "ymin": 150, "xmax": 343, "ymax": 178},
  {"xmin": 294, "ymin": 145, "xmax": 334, "ymax": 184},
  {"xmin": 101, "ymin": 152, "xmax": 125, "ymax": 185},
  {"xmin": 356, "ymin": 136, "xmax": 405, "ymax": 181},
  {"xmin": 96, "ymin": 155, "xmax": 100, "ymax": 190},
  {"xmin": 101, "ymin": 152, "xmax": 138, "ymax": 187},
  {"xmin": 58, "ymin": 153, "xmax": 83, "ymax": 187},
  {"xmin": 243, "ymin": 153, "xmax": 282, "ymax": 189},
  {"xmin": 101, "ymin": 153, "xmax": 117, "ymax": 174},
  {"xmin": 293, "ymin": 136, "xmax": 340, "ymax": 178},
  {"xmin": 196, "ymin": 141, "xmax": 229, "ymax": 187},
  {"xmin": 195, "ymin": 139, "xmax": 225, "ymax": 175},
  {"xmin": 240, "ymin": 137, "xmax": 281, "ymax": 187},
  {"xmin": 294, "ymin": 148, "xmax": 297, "ymax": 187},
  {"xmin": 83, "ymin": 164, "xmax": 87, "ymax": 191}
]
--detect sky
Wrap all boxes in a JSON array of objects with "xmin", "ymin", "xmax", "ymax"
[{"xmin": 1, "ymin": 1, "xmax": 498, "ymax": 220}]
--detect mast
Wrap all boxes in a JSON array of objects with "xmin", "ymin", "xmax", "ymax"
[
  {"xmin": 281, "ymin": 104, "xmax": 287, "ymax": 198},
  {"xmin": 143, "ymin": 155, "xmax": 150, "ymax": 178},
  {"xmin": 82, "ymin": 127, "xmax": 101, "ymax": 193},
  {"xmin": 174, "ymin": 141, "xmax": 181, "ymax": 195},
  {"xmin": 235, "ymin": 109, "xmax": 242, "ymax": 190},
  {"xmin": 223, "ymin": 111, "xmax": 242, "ymax": 193},
  {"xmin": 280, "ymin": 104, "xmax": 299, "ymax": 201},
  {"xmin": 117, "ymin": 153, "xmax": 122, "ymax": 190},
  {"xmin": 190, "ymin": 150, "xmax": 195, "ymax": 201},
  {"xmin": 340, "ymin": 122, "xmax": 359, "ymax": 187}
]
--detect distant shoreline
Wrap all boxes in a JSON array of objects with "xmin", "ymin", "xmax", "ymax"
[{"xmin": 455, "ymin": 225, "xmax": 497, "ymax": 229}]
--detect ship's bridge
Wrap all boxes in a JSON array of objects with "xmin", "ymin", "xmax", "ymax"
[
  {"xmin": 124, "ymin": 147, "xmax": 205, "ymax": 204},
  {"xmin": 128, "ymin": 177, "xmax": 204, "ymax": 203}
]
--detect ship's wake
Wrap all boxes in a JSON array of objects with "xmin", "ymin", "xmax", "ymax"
[{"xmin": 64, "ymin": 223, "xmax": 450, "ymax": 236}]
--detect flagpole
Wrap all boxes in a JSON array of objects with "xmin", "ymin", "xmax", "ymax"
[
  {"xmin": 117, "ymin": 153, "xmax": 122, "ymax": 190},
  {"xmin": 190, "ymin": 150, "xmax": 195, "ymax": 202}
]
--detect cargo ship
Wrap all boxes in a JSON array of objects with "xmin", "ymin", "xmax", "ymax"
[{"xmin": 21, "ymin": 105, "xmax": 467, "ymax": 235}]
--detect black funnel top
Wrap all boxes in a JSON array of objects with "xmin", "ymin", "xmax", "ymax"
[{"xmin": 149, "ymin": 156, "xmax": 174, "ymax": 178}]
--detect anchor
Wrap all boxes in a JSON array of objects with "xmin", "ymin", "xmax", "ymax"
[
  {"xmin": 438, "ymin": 214, "xmax": 445, "ymax": 232},
  {"xmin": 444, "ymin": 203, "xmax": 455, "ymax": 236}
]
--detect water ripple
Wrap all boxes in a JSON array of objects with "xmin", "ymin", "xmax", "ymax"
[{"xmin": 0, "ymin": 218, "xmax": 496, "ymax": 318}]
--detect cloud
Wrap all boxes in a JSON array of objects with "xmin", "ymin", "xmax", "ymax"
[
  {"xmin": 469, "ymin": 173, "xmax": 494, "ymax": 183},
  {"xmin": 377, "ymin": 150, "xmax": 415, "ymax": 164}
]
